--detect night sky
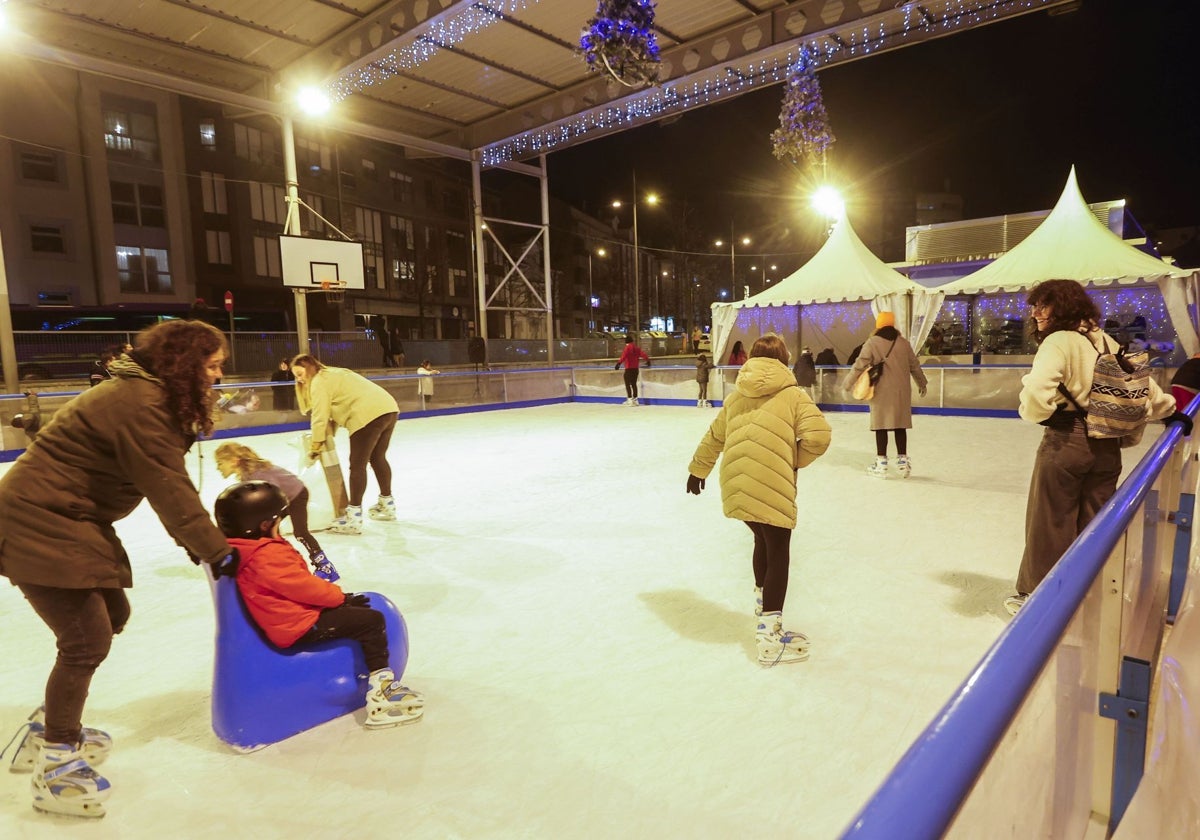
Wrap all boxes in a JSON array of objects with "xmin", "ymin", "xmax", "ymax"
[{"xmin": 546, "ymin": 0, "xmax": 1199, "ymax": 262}]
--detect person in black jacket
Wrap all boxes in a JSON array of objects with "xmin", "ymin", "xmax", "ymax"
[
  {"xmin": 88, "ymin": 348, "xmax": 119, "ymax": 388},
  {"xmin": 270, "ymin": 359, "xmax": 296, "ymax": 411},
  {"xmin": 814, "ymin": 347, "xmax": 839, "ymax": 366}
]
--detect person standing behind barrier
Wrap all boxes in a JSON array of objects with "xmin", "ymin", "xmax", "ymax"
[
  {"xmin": 88, "ymin": 347, "xmax": 118, "ymax": 387},
  {"xmin": 270, "ymin": 359, "xmax": 296, "ymax": 412},
  {"xmin": 843, "ymin": 312, "xmax": 927, "ymax": 479},
  {"xmin": 685, "ymin": 333, "xmax": 832, "ymax": 667},
  {"xmin": 291, "ymin": 355, "xmax": 400, "ymax": 536},
  {"xmin": 0, "ymin": 319, "xmax": 237, "ymax": 818},
  {"xmin": 615, "ymin": 335, "xmax": 650, "ymax": 406},
  {"xmin": 793, "ymin": 347, "xmax": 816, "ymax": 388},
  {"xmin": 1004, "ymin": 279, "xmax": 1186, "ymax": 616},
  {"xmin": 695, "ymin": 352, "xmax": 713, "ymax": 407},
  {"xmin": 727, "ymin": 340, "xmax": 747, "ymax": 366},
  {"xmin": 214, "ymin": 441, "xmax": 338, "ymax": 582},
  {"xmin": 1170, "ymin": 352, "xmax": 1200, "ymax": 412},
  {"xmin": 417, "ymin": 360, "xmax": 441, "ymax": 404}
]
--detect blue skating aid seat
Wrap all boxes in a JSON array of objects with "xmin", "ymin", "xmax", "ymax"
[{"xmin": 207, "ymin": 572, "xmax": 409, "ymax": 749}]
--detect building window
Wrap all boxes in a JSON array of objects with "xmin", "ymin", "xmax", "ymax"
[
  {"xmin": 253, "ymin": 236, "xmax": 281, "ymax": 278},
  {"xmin": 199, "ymin": 120, "xmax": 217, "ymax": 149},
  {"xmin": 340, "ymin": 167, "xmax": 357, "ymax": 192},
  {"xmin": 389, "ymin": 170, "xmax": 413, "ymax": 204},
  {"xmin": 30, "ymin": 223, "xmax": 67, "ymax": 254},
  {"xmin": 299, "ymin": 192, "xmax": 325, "ymax": 235},
  {"xmin": 389, "ymin": 216, "xmax": 414, "ymax": 257},
  {"xmin": 249, "ymin": 181, "xmax": 287, "ymax": 225},
  {"xmin": 296, "ymin": 137, "xmax": 331, "ymax": 174},
  {"xmin": 233, "ymin": 123, "xmax": 277, "ymax": 166},
  {"xmin": 20, "ymin": 150, "xmax": 60, "ymax": 183},
  {"xmin": 116, "ymin": 245, "xmax": 172, "ymax": 293},
  {"xmin": 448, "ymin": 268, "xmax": 467, "ymax": 298},
  {"xmin": 362, "ymin": 158, "xmax": 377, "ymax": 180},
  {"xmin": 111, "ymin": 181, "xmax": 165, "ymax": 228},
  {"xmin": 201, "ymin": 171, "xmax": 228, "ymax": 214},
  {"xmin": 103, "ymin": 107, "xmax": 159, "ymax": 161},
  {"xmin": 205, "ymin": 230, "xmax": 231, "ymax": 264}
]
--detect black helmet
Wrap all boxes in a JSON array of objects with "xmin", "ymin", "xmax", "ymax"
[{"xmin": 214, "ymin": 481, "xmax": 289, "ymax": 539}]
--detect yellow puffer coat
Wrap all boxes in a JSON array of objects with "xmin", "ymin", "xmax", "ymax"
[{"xmin": 688, "ymin": 356, "xmax": 832, "ymax": 529}]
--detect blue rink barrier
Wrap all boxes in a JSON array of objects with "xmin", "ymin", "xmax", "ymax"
[{"xmin": 208, "ymin": 571, "xmax": 410, "ymax": 749}]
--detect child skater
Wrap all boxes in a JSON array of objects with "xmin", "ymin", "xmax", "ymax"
[
  {"xmin": 685, "ymin": 333, "xmax": 832, "ymax": 666},
  {"xmin": 695, "ymin": 352, "xmax": 714, "ymax": 407},
  {"xmin": 214, "ymin": 481, "xmax": 424, "ymax": 728},
  {"xmin": 417, "ymin": 360, "xmax": 441, "ymax": 403},
  {"xmin": 215, "ymin": 442, "xmax": 339, "ymax": 582}
]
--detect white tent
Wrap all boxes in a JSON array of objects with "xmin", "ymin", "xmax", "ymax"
[
  {"xmin": 710, "ymin": 213, "xmax": 943, "ymax": 364},
  {"xmin": 937, "ymin": 167, "xmax": 1200, "ymax": 355}
]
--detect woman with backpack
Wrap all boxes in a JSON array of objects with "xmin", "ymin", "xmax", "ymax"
[{"xmin": 1005, "ymin": 279, "xmax": 1187, "ymax": 615}]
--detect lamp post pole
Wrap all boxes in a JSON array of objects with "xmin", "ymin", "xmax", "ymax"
[
  {"xmin": 631, "ymin": 171, "xmax": 641, "ymax": 336},
  {"xmin": 587, "ymin": 246, "xmax": 606, "ymax": 332}
]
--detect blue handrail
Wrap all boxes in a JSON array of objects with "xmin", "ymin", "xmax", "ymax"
[{"xmin": 841, "ymin": 412, "xmax": 1193, "ymax": 839}]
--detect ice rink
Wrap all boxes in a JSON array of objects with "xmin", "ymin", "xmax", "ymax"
[{"xmin": 0, "ymin": 403, "xmax": 1164, "ymax": 838}]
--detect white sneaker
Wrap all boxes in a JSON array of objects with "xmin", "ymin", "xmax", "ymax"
[
  {"xmin": 365, "ymin": 669, "xmax": 425, "ymax": 729},
  {"xmin": 622, "ymin": 397, "xmax": 633, "ymax": 406},
  {"xmin": 868, "ymin": 457, "xmax": 888, "ymax": 478},
  {"xmin": 1004, "ymin": 594, "xmax": 1027, "ymax": 616},
  {"xmin": 631, "ymin": 397, "xmax": 639, "ymax": 406},
  {"xmin": 329, "ymin": 505, "xmax": 363, "ymax": 535},
  {"xmin": 31, "ymin": 739, "xmax": 110, "ymax": 818},
  {"xmin": 5, "ymin": 707, "xmax": 112, "ymax": 774},
  {"xmin": 895, "ymin": 455, "xmax": 912, "ymax": 478},
  {"xmin": 755, "ymin": 611, "xmax": 810, "ymax": 666},
  {"xmin": 696, "ymin": 399, "xmax": 703, "ymax": 408},
  {"xmin": 367, "ymin": 496, "xmax": 396, "ymax": 521}
]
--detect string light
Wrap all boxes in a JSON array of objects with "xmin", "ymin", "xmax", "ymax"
[{"xmin": 482, "ymin": 0, "xmax": 1059, "ymax": 166}]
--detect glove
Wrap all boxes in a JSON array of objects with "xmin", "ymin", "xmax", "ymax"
[
  {"xmin": 686, "ymin": 474, "xmax": 705, "ymax": 495},
  {"xmin": 614, "ymin": 363, "xmax": 620, "ymax": 370},
  {"xmin": 210, "ymin": 549, "xmax": 239, "ymax": 580},
  {"xmin": 918, "ymin": 385, "xmax": 927, "ymax": 398},
  {"xmin": 311, "ymin": 552, "xmax": 340, "ymax": 583},
  {"xmin": 343, "ymin": 592, "xmax": 370, "ymax": 608},
  {"xmin": 1163, "ymin": 411, "xmax": 1194, "ymax": 437}
]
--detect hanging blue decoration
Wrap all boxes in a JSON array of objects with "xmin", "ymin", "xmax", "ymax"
[
  {"xmin": 579, "ymin": 0, "xmax": 661, "ymax": 88},
  {"xmin": 770, "ymin": 48, "xmax": 836, "ymax": 171}
]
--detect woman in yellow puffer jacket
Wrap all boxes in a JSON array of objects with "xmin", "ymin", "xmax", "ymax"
[{"xmin": 686, "ymin": 333, "xmax": 832, "ymax": 667}]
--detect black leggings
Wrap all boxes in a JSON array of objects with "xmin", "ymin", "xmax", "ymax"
[
  {"xmin": 288, "ymin": 486, "xmax": 323, "ymax": 559},
  {"xmin": 347, "ymin": 412, "xmax": 397, "ymax": 507},
  {"xmin": 18, "ymin": 584, "xmax": 131, "ymax": 744},
  {"xmin": 746, "ymin": 521, "xmax": 792, "ymax": 613},
  {"xmin": 623, "ymin": 368, "xmax": 639, "ymax": 398},
  {"xmin": 875, "ymin": 428, "xmax": 908, "ymax": 457},
  {"xmin": 297, "ymin": 603, "xmax": 390, "ymax": 673}
]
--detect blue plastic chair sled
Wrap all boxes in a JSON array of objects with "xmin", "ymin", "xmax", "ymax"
[{"xmin": 207, "ymin": 571, "xmax": 409, "ymax": 749}]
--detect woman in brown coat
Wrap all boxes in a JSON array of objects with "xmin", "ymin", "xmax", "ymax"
[
  {"xmin": 0, "ymin": 320, "xmax": 236, "ymax": 818},
  {"xmin": 843, "ymin": 311, "xmax": 928, "ymax": 478}
]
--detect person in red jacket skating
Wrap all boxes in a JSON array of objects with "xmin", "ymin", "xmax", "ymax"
[
  {"xmin": 614, "ymin": 334, "xmax": 650, "ymax": 405},
  {"xmin": 214, "ymin": 481, "xmax": 423, "ymax": 729}
]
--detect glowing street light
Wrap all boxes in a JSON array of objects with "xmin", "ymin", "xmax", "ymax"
[
  {"xmin": 611, "ymin": 174, "xmax": 659, "ymax": 334},
  {"xmin": 715, "ymin": 228, "xmax": 751, "ymax": 289},
  {"xmin": 811, "ymin": 185, "xmax": 844, "ymax": 221},
  {"xmin": 296, "ymin": 86, "xmax": 332, "ymax": 117}
]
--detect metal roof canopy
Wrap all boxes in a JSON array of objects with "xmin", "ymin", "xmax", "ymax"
[{"xmin": 1, "ymin": 0, "xmax": 1077, "ymax": 368}]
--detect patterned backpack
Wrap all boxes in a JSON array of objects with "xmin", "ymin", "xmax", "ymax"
[{"xmin": 1057, "ymin": 333, "xmax": 1151, "ymax": 447}]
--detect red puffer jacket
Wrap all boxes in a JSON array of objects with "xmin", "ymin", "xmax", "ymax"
[{"xmin": 230, "ymin": 537, "xmax": 345, "ymax": 647}]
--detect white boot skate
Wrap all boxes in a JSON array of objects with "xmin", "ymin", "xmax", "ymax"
[
  {"xmin": 367, "ymin": 496, "xmax": 397, "ymax": 521},
  {"xmin": 895, "ymin": 455, "xmax": 912, "ymax": 478},
  {"xmin": 330, "ymin": 505, "xmax": 363, "ymax": 535},
  {"xmin": 756, "ymin": 611, "xmax": 811, "ymax": 667},
  {"xmin": 754, "ymin": 586, "xmax": 763, "ymax": 617},
  {"xmin": 365, "ymin": 669, "xmax": 424, "ymax": 729},
  {"xmin": 696, "ymin": 399, "xmax": 703, "ymax": 408},
  {"xmin": 868, "ymin": 457, "xmax": 888, "ymax": 478},
  {"xmin": 4, "ymin": 707, "xmax": 112, "ymax": 774},
  {"xmin": 30, "ymin": 739, "xmax": 110, "ymax": 818}
]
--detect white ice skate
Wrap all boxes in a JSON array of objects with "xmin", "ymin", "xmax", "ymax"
[
  {"xmin": 4, "ymin": 707, "xmax": 112, "ymax": 774},
  {"xmin": 368, "ymin": 496, "xmax": 397, "ymax": 521},
  {"xmin": 329, "ymin": 504, "xmax": 363, "ymax": 535},
  {"xmin": 895, "ymin": 455, "xmax": 912, "ymax": 478},
  {"xmin": 868, "ymin": 457, "xmax": 888, "ymax": 478},
  {"xmin": 756, "ymin": 611, "xmax": 810, "ymax": 667},
  {"xmin": 365, "ymin": 669, "xmax": 424, "ymax": 729},
  {"xmin": 753, "ymin": 586, "xmax": 763, "ymax": 617},
  {"xmin": 30, "ymin": 739, "xmax": 110, "ymax": 818}
]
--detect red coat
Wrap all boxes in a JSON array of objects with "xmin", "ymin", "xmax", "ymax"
[
  {"xmin": 230, "ymin": 537, "xmax": 345, "ymax": 647},
  {"xmin": 618, "ymin": 343, "xmax": 649, "ymax": 369}
]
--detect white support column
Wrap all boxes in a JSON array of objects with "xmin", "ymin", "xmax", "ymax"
[
  {"xmin": 472, "ymin": 157, "xmax": 487, "ymax": 340},
  {"xmin": 280, "ymin": 115, "xmax": 309, "ymax": 355},
  {"xmin": 539, "ymin": 154, "xmax": 554, "ymax": 364},
  {"xmin": 0, "ymin": 227, "xmax": 18, "ymax": 393}
]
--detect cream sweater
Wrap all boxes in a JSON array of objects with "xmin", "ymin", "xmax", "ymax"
[{"xmin": 1018, "ymin": 328, "xmax": 1175, "ymax": 425}]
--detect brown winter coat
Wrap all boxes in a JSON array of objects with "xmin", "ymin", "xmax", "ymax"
[
  {"xmin": 0, "ymin": 358, "xmax": 231, "ymax": 588},
  {"xmin": 843, "ymin": 332, "xmax": 927, "ymax": 430},
  {"xmin": 688, "ymin": 356, "xmax": 832, "ymax": 529}
]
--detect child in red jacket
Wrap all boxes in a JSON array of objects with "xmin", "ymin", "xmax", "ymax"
[{"xmin": 213, "ymin": 481, "xmax": 422, "ymax": 728}]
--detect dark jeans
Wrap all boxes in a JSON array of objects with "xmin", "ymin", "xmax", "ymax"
[
  {"xmin": 18, "ymin": 583, "xmax": 131, "ymax": 744},
  {"xmin": 289, "ymin": 486, "xmax": 323, "ymax": 558},
  {"xmin": 746, "ymin": 521, "xmax": 792, "ymax": 613},
  {"xmin": 875, "ymin": 428, "xmax": 908, "ymax": 457},
  {"xmin": 347, "ymin": 412, "xmax": 397, "ymax": 507},
  {"xmin": 297, "ymin": 604, "xmax": 390, "ymax": 673},
  {"xmin": 623, "ymin": 368, "xmax": 639, "ymax": 398}
]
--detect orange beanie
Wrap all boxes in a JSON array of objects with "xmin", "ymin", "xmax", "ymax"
[{"xmin": 875, "ymin": 311, "xmax": 895, "ymax": 330}]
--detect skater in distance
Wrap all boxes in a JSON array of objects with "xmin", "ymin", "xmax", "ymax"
[{"xmin": 615, "ymin": 335, "xmax": 650, "ymax": 405}]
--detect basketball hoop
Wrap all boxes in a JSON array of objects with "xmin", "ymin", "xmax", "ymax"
[{"xmin": 319, "ymin": 279, "xmax": 346, "ymax": 305}]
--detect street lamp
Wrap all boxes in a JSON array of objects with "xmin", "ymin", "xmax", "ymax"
[
  {"xmin": 612, "ymin": 172, "xmax": 658, "ymax": 335},
  {"xmin": 714, "ymin": 228, "xmax": 751, "ymax": 290},
  {"xmin": 587, "ymin": 246, "xmax": 606, "ymax": 332}
]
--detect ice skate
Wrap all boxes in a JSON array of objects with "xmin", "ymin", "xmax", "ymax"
[
  {"xmin": 631, "ymin": 397, "xmax": 639, "ymax": 406},
  {"xmin": 696, "ymin": 399, "xmax": 703, "ymax": 408},
  {"xmin": 329, "ymin": 505, "xmax": 363, "ymax": 535},
  {"xmin": 895, "ymin": 455, "xmax": 912, "ymax": 478},
  {"xmin": 30, "ymin": 739, "xmax": 110, "ymax": 819},
  {"xmin": 310, "ymin": 551, "xmax": 340, "ymax": 582},
  {"xmin": 368, "ymin": 496, "xmax": 397, "ymax": 521},
  {"xmin": 868, "ymin": 457, "xmax": 888, "ymax": 478},
  {"xmin": 756, "ymin": 611, "xmax": 810, "ymax": 667},
  {"xmin": 622, "ymin": 397, "xmax": 634, "ymax": 406},
  {"xmin": 365, "ymin": 669, "xmax": 424, "ymax": 729},
  {"xmin": 1004, "ymin": 594, "xmax": 1027, "ymax": 616},
  {"xmin": 753, "ymin": 586, "xmax": 763, "ymax": 617},
  {"xmin": 5, "ymin": 707, "xmax": 111, "ymax": 774}
]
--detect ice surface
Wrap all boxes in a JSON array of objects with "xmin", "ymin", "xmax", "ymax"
[{"xmin": 0, "ymin": 405, "xmax": 1158, "ymax": 838}]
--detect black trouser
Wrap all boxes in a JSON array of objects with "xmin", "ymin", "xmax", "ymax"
[
  {"xmin": 347, "ymin": 412, "xmax": 397, "ymax": 507},
  {"xmin": 289, "ymin": 486, "xmax": 323, "ymax": 559},
  {"xmin": 623, "ymin": 367, "xmax": 639, "ymax": 398},
  {"xmin": 297, "ymin": 604, "xmax": 390, "ymax": 673},
  {"xmin": 18, "ymin": 583, "xmax": 131, "ymax": 745},
  {"xmin": 875, "ymin": 429, "xmax": 908, "ymax": 457},
  {"xmin": 746, "ymin": 521, "xmax": 792, "ymax": 614}
]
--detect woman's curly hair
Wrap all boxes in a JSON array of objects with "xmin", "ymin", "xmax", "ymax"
[
  {"xmin": 133, "ymin": 320, "xmax": 227, "ymax": 436},
  {"xmin": 1026, "ymin": 279, "xmax": 1099, "ymax": 342}
]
